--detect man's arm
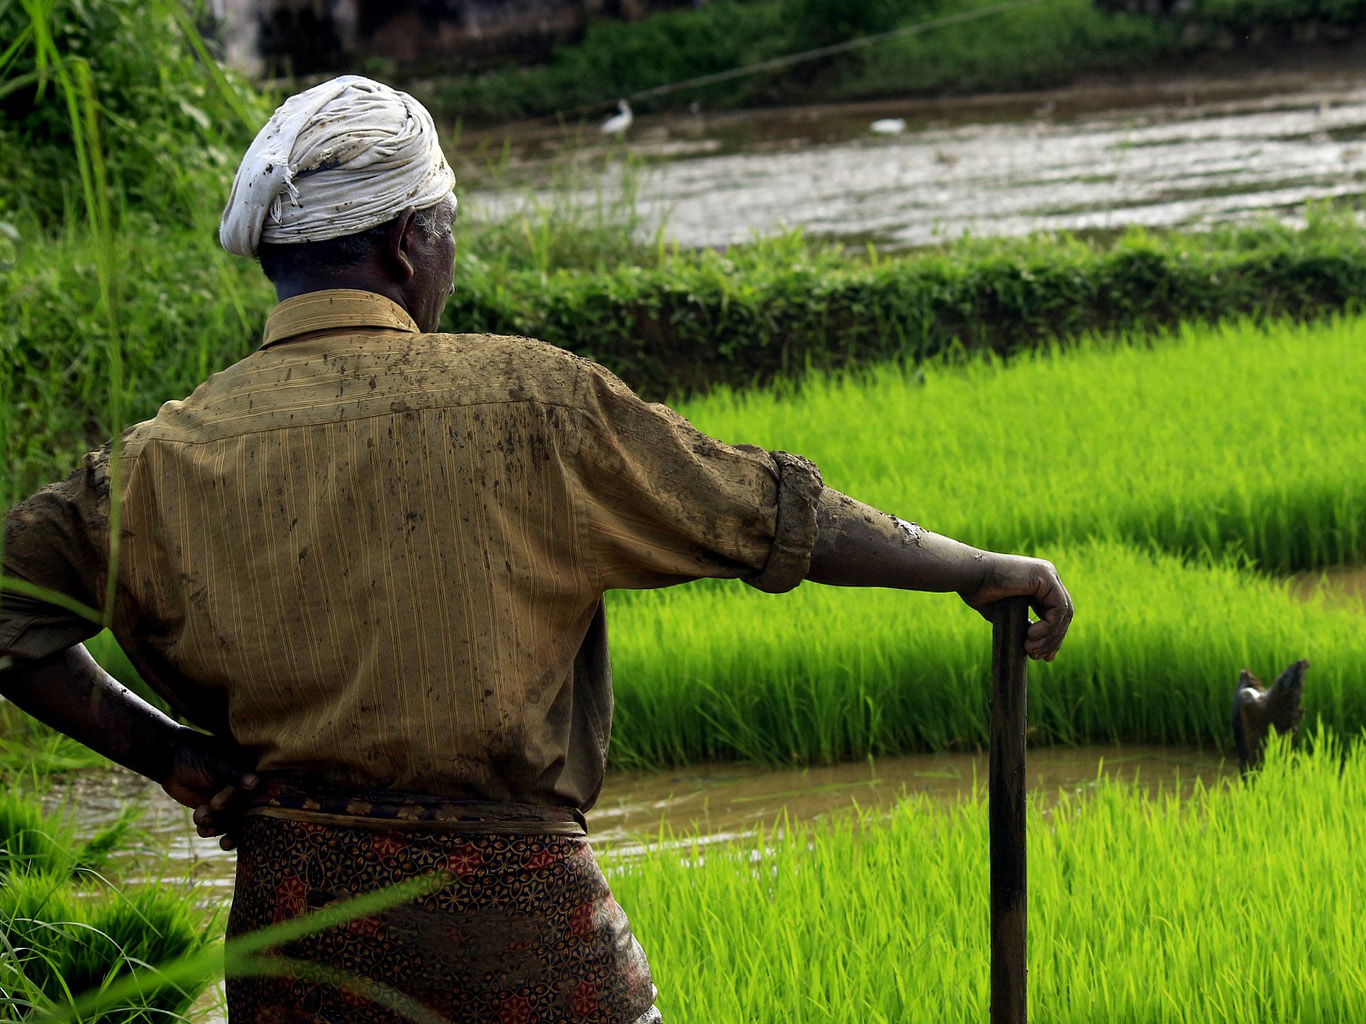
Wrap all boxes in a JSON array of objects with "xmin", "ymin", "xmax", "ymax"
[
  {"xmin": 0, "ymin": 645, "xmax": 258, "ymax": 848},
  {"xmin": 807, "ymin": 489, "xmax": 1072, "ymax": 661}
]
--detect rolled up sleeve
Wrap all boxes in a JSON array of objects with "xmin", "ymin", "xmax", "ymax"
[
  {"xmin": 567, "ymin": 362, "xmax": 823, "ymax": 594},
  {"xmin": 1, "ymin": 450, "xmax": 109, "ymax": 662}
]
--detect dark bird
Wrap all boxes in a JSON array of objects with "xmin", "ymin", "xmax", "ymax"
[{"xmin": 1232, "ymin": 659, "xmax": 1308, "ymax": 775}]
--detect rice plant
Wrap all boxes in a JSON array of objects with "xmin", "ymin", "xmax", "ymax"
[
  {"xmin": 0, "ymin": 873, "xmax": 217, "ymax": 1023},
  {"xmin": 608, "ymin": 729, "xmax": 1366, "ymax": 1023},
  {"xmin": 0, "ymin": 788, "xmax": 136, "ymax": 879},
  {"xmin": 674, "ymin": 313, "xmax": 1366, "ymax": 575},
  {"xmin": 607, "ymin": 538, "xmax": 1366, "ymax": 765},
  {"xmin": 0, "ymin": 788, "xmax": 214, "ymax": 1023}
]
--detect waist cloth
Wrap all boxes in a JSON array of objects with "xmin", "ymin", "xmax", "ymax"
[{"xmin": 226, "ymin": 777, "xmax": 659, "ymax": 1024}]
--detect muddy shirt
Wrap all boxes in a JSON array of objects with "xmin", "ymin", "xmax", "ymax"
[{"xmin": 1, "ymin": 289, "xmax": 823, "ymax": 809}]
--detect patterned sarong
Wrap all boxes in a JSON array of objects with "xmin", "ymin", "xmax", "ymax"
[{"xmin": 226, "ymin": 779, "xmax": 658, "ymax": 1024}]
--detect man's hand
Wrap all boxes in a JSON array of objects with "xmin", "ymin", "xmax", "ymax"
[
  {"xmin": 159, "ymin": 730, "xmax": 259, "ymax": 851},
  {"xmin": 808, "ymin": 490, "xmax": 1074, "ymax": 662},
  {"xmin": 957, "ymin": 553, "xmax": 1073, "ymax": 662}
]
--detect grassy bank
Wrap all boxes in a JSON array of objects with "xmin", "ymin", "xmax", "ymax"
[
  {"xmin": 449, "ymin": 211, "xmax": 1366, "ymax": 417},
  {"xmin": 609, "ymin": 732, "xmax": 1366, "ymax": 1022},
  {"xmin": 9, "ymin": 211, "xmax": 1366, "ymax": 500}
]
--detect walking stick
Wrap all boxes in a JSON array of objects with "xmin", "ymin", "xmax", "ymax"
[{"xmin": 990, "ymin": 596, "xmax": 1030, "ymax": 1024}]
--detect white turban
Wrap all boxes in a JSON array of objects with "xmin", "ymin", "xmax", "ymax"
[{"xmin": 220, "ymin": 75, "xmax": 456, "ymax": 257}]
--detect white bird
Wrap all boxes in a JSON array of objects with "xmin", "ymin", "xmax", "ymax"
[
  {"xmin": 869, "ymin": 118, "xmax": 906, "ymax": 135},
  {"xmin": 601, "ymin": 100, "xmax": 633, "ymax": 136}
]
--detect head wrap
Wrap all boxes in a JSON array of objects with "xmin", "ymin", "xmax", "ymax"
[{"xmin": 220, "ymin": 75, "xmax": 456, "ymax": 257}]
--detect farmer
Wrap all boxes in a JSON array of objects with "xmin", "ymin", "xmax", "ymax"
[{"xmin": 0, "ymin": 76, "xmax": 1072, "ymax": 1023}]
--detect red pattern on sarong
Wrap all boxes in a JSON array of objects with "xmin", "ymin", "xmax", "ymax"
[{"xmin": 225, "ymin": 815, "xmax": 655, "ymax": 1024}]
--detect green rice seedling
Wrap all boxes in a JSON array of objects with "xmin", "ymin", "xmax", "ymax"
[
  {"xmin": 0, "ymin": 871, "xmax": 216, "ymax": 1023},
  {"xmin": 0, "ymin": 789, "xmax": 137, "ymax": 880},
  {"xmin": 606, "ymin": 730, "xmax": 1366, "ymax": 1023},
  {"xmin": 0, "ymin": 703, "xmax": 109, "ymax": 777},
  {"xmin": 606, "ymin": 538, "xmax": 1366, "ymax": 765},
  {"xmin": 673, "ymin": 313, "xmax": 1366, "ymax": 574},
  {"xmin": 44, "ymin": 872, "xmax": 459, "ymax": 1024},
  {"xmin": 0, "ymin": 791, "xmax": 212, "ymax": 1023}
]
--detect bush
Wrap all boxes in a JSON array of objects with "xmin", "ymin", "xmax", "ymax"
[
  {"xmin": 0, "ymin": 0, "xmax": 265, "ymax": 224},
  {"xmin": 446, "ymin": 211, "xmax": 1366, "ymax": 401}
]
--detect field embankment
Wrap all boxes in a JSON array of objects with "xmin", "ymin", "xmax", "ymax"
[{"xmin": 8, "ymin": 212, "xmax": 1366, "ymax": 499}]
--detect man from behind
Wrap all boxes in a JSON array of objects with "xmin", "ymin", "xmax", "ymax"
[{"xmin": 0, "ymin": 76, "xmax": 1072, "ymax": 1023}]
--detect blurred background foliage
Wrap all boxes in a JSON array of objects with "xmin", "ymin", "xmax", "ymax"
[{"xmin": 0, "ymin": 0, "xmax": 267, "ymax": 225}]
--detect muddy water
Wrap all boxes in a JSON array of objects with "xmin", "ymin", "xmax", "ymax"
[
  {"xmin": 463, "ymin": 73, "xmax": 1366, "ymax": 250},
  {"xmin": 1290, "ymin": 563, "xmax": 1366, "ymax": 614},
  {"xmin": 49, "ymin": 744, "xmax": 1232, "ymax": 901}
]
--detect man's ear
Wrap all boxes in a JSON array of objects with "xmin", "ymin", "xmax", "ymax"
[{"xmin": 382, "ymin": 206, "xmax": 420, "ymax": 281}]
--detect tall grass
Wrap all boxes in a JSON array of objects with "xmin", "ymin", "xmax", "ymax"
[
  {"xmin": 607, "ymin": 538, "xmax": 1366, "ymax": 765},
  {"xmin": 675, "ymin": 313, "xmax": 1366, "ymax": 574},
  {"xmin": 609, "ymin": 730, "xmax": 1366, "ymax": 1023}
]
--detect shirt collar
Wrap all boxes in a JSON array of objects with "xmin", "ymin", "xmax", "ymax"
[{"xmin": 261, "ymin": 289, "xmax": 422, "ymax": 349}]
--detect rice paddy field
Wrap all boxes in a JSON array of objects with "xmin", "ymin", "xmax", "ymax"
[
  {"xmin": 605, "ymin": 313, "xmax": 1366, "ymax": 766},
  {"xmin": 589, "ymin": 311, "xmax": 1366, "ymax": 1020},
  {"xmin": 8, "ymin": 289, "xmax": 1366, "ymax": 1023},
  {"xmin": 7, "ymin": 9, "xmax": 1366, "ymax": 1020},
  {"xmin": 608, "ymin": 734, "xmax": 1366, "ymax": 1024}
]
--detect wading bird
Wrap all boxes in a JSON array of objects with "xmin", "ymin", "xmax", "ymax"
[
  {"xmin": 1232, "ymin": 659, "xmax": 1308, "ymax": 774},
  {"xmin": 601, "ymin": 99, "xmax": 633, "ymax": 136}
]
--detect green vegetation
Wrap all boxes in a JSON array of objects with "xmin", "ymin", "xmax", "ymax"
[
  {"xmin": 605, "ymin": 313, "xmax": 1366, "ymax": 765},
  {"xmin": 0, "ymin": 0, "xmax": 262, "ymax": 223},
  {"xmin": 674, "ymin": 313, "xmax": 1366, "ymax": 575},
  {"xmin": 7, "ymin": 3, "xmax": 1365, "ymax": 1022},
  {"xmin": 11, "ymin": 208, "xmax": 1366, "ymax": 498},
  {"xmin": 419, "ymin": 0, "xmax": 1361, "ymax": 127},
  {"xmin": 610, "ymin": 732, "xmax": 1366, "ymax": 1022},
  {"xmin": 609, "ymin": 538, "xmax": 1366, "ymax": 765},
  {"xmin": 447, "ymin": 212, "xmax": 1366, "ymax": 401},
  {"xmin": 0, "ymin": 790, "xmax": 216, "ymax": 1022},
  {"xmin": 0, "ymin": 0, "xmax": 269, "ymax": 506}
]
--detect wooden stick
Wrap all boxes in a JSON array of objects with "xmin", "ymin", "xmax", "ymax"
[{"xmin": 991, "ymin": 596, "xmax": 1030, "ymax": 1024}]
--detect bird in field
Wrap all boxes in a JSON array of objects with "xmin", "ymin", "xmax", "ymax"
[
  {"xmin": 601, "ymin": 100, "xmax": 633, "ymax": 136},
  {"xmin": 869, "ymin": 118, "xmax": 906, "ymax": 135},
  {"xmin": 1232, "ymin": 659, "xmax": 1308, "ymax": 775}
]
